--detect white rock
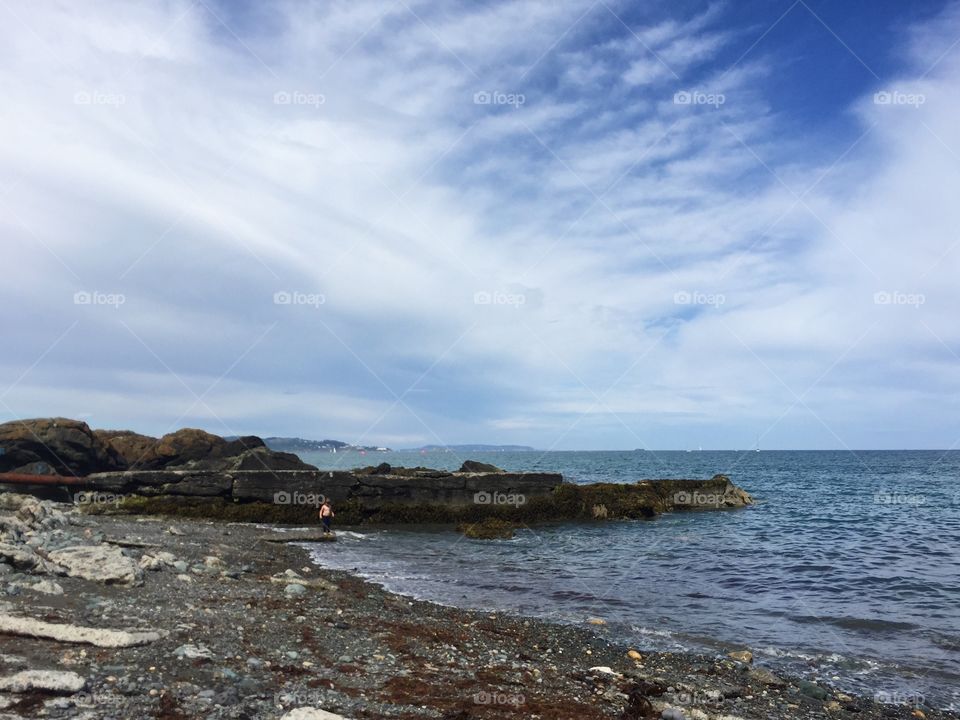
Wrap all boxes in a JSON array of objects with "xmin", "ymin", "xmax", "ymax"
[
  {"xmin": 174, "ymin": 644, "xmax": 214, "ymax": 660},
  {"xmin": 139, "ymin": 555, "xmax": 163, "ymax": 571},
  {"xmin": 0, "ymin": 613, "xmax": 163, "ymax": 648},
  {"xmin": 0, "ymin": 670, "xmax": 85, "ymax": 693},
  {"xmin": 588, "ymin": 666, "xmax": 620, "ymax": 676},
  {"xmin": 26, "ymin": 580, "xmax": 64, "ymax": 595},
  {"xmin": 281, "ymin": 710, "xmax": 352, "ymax": 720},
  {"xmin": 48, "ymin": 546, "xmax": 143, "ymax": 586}
]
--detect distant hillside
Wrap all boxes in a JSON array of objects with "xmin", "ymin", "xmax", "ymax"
[
  {"xmin": 226, "ymin": 437, "xmax": 390, "ymax": 453},
  {"xmin": 408, "ymin": 444, "xmax": 537, "ymax": 452}
]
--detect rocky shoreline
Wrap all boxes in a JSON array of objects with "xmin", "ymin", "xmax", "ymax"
[{"xmin": 0, "ymin": 494, "xmax": 953, "ymax": 720}]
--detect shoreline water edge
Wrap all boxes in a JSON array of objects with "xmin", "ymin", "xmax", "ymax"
[{"xmin": 0, "ymin": 494, "xmax": 954, "ymax": 720}]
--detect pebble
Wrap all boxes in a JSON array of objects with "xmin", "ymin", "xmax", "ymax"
[
  {"xmin": 662, "ymin": 708, "xmax": 687, "ymax": 720},
  {"xmin": 727, "ymin": 650, "xmax": 753, "ymax": 664},
  {"xmin": 284, "ymin": 583, "xmax": 307, "ymax": 597},
  {"xmin": 627, "ymin": 649, "xmax": 643, "ymax": 661}
]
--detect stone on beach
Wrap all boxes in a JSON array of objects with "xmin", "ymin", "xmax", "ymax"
[
  {"xmin": 47, "ymin": 545, "xmax": 144, "ymax": 586},
  {"xmin": 0, "ymin": 613, "xmax": 163, "ymax": 648},
  {"xmin": 727, "ymin": 649, "xmax": 753, "ymax": 664},
  {"xmin": 0, "ymin": 670, "xmax": 86, "ymax": 694},
  {"xmin": 281, "ymin": 709, "xmax": 353, "ymax": 720}
]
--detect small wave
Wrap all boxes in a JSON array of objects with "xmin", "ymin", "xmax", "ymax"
[{"xmin": 789, "ymin": 614, "xmax": 920, "ymax": 633}]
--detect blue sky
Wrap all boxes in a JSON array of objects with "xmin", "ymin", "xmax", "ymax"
[{"xmin": 2, "ymin": 0, "xmax": 959, "ymax": 449}]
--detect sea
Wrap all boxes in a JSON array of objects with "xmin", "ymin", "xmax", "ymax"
[{"xmin": 296, "ymin": 448, "xmax": 960, "ymax": 710}]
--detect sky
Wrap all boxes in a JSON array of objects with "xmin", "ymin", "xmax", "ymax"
[{"xmin": 2, "ymin": 0, "xmax": 959, "ymax": 450}]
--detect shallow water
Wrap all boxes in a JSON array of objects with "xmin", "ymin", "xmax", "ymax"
[{"xmin": 301, "ymin": 449, "xmax": 960, "ymax": 710}]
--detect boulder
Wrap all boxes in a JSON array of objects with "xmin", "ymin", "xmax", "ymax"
[
  {"xmin": 47, "ymin": 545, "xmax": 143, "ymax": 586},
  {"xmin": 224, "ymin": 446, "xmax": 314, "ymax": 472},
  {"xmin": 0, "ymin": 418, "xmax": 124, "ymax": 475},
  {"xmin": 459, "ymin": 460, "xmax": 503, "ymax": 473},
  {"xmin": 96, "ymin": 427, "xmax": 315, "ymax": 472},
  {"xmin": 149, "ymin": 428, "xmax": 228, "ymax": 468},
  {"xmin": 94, "ymin": 430, "xmax": 158, "ymax": 468}
]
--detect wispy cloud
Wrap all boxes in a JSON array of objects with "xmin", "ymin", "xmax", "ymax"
[{"xmin": 1, "ymin": 0, "xmax": 958, "ymax": 449}]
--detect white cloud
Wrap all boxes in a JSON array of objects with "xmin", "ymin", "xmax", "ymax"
[{"xmin": 2, "ymin": 0, "xmax": 960, "ymax": 449}]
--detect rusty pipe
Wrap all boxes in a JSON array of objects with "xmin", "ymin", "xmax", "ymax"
[{"xmin": 0, "ymin": 473, "xmax": 88, "ymax": 485}]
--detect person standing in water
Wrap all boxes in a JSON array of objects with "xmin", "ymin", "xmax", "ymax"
[{"xmin": 319, "ymin": 499, "xmax": 335, "ymax": 535}]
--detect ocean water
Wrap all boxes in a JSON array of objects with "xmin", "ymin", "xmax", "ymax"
[{"xmin": 299, "ymin": 449, "xmax": 960, "ymax": 710}]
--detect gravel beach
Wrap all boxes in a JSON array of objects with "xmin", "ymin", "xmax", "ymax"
[{"xmin": 0, "ymin": 495, "xmax": 953, "ymax": 720}]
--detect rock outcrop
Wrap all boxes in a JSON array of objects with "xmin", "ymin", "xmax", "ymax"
[
  {"xmin": 0, "ymin": 418, "xmax": 317, "ymax": 476},
  {"xmin": 0, "ymin": 418, "xmax": 124, "ymax": 476}
]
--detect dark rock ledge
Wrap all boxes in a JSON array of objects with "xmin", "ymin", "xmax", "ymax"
[{"xmin": 0, "ymin": 418, "xmax": 752, "ymax": 525}]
